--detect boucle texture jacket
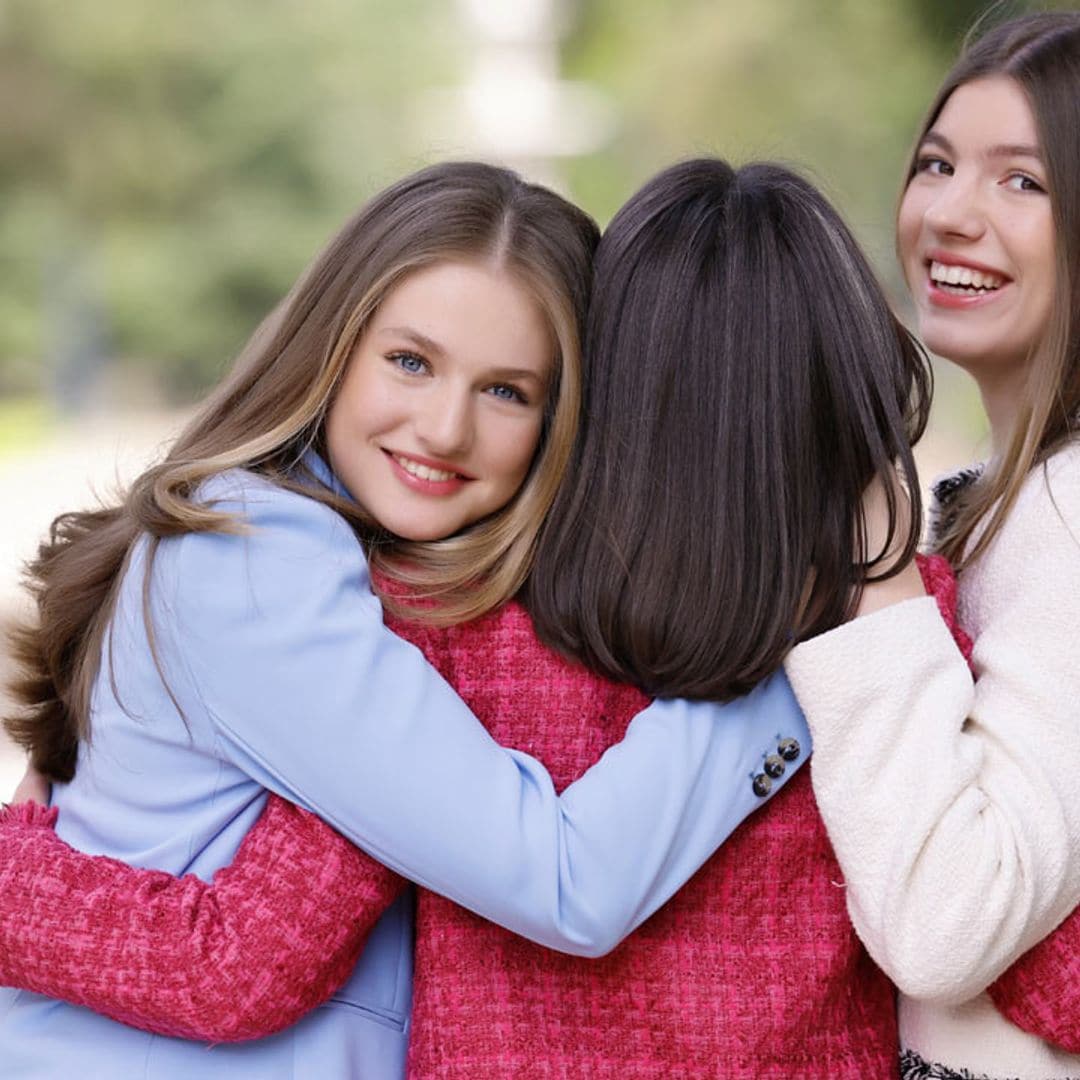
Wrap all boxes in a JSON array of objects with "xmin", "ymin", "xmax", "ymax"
[
  {"xmin": 0, "ymin": 557, "xmax": 993, "ymax": 1078},
  {"xmin": 787, "ymin": 442, "xmax": 1080, "ymax": 1080}
]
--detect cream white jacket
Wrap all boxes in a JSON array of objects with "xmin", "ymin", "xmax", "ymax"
[{"xmin": 786, "ymin": 440, "xmax": 1080, "ymax": 1079}]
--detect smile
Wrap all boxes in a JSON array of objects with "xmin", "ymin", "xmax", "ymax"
[
  {"xmin": 392, "ymin": 454, "xmax": 461, "ymax": 483},
  {"xmin": 928, "ymin": 260, "xmax": 1006, "ymax": 296}
]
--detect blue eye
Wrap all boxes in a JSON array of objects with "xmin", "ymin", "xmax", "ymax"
[
  {"xmin": 389, "ymin": 352, "xmax": 428, "ymax": 375},
  {"xmin": 488, "ymin": 384, "xmax": 527, "ymax": 404}
]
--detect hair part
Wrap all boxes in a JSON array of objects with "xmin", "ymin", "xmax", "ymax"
[
  {"xmin": 5, "ymin": 162, "xmax": 598, "ymax": 780},
  {"xmin": 902, "ymin": 11, "xmax": 1080, "ymax": 568},
  {"xmin": 526, "ymin": 158, "xmax": 930, "ymax": 701}
]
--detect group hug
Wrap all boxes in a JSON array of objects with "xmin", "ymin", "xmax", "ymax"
[{"xmin": 1, "ymin": 11, "xmax": 1079, "ymax": 1079}]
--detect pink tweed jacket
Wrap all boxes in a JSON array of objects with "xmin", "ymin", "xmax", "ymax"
[{"xmin": 1, "ymin": 555, "xmax": 1069, "ymax": 1077}]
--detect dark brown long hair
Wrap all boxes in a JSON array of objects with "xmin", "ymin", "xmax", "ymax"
[
  {"xmin": 903, "ymin": 11, "xmax": 1080, "ymax": 567},
  {"xmin": 6, "ymin": 162, "xmax": 598, "ymax": 781},
  {"xmin": 527, "ymin": 159, "xmax": 931, "ymax": 701}
]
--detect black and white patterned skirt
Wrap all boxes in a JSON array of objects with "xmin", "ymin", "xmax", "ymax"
[{"xmin": 899, "ymin": 1048, "xmax": 1022, "ymax": 1080}]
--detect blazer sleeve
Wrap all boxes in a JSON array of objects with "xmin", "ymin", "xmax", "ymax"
[
  {"xmin": 0, "ymin": 796, "xmax": 404, "ymax": 1043},
  {"xmin": 150, "ymin": 473, "xmax": 810, "ymax": 958},
  {"xmin": 784, "ymin": 451, "xmax": 1080, "ymax": 1004}
]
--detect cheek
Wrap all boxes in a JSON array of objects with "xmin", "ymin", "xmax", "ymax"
[
  {"xmin": 896, "ymin": 197, "xmax": 923, "ymax": 276},
  {"xmin": 1002, "ymin": 201, "xmax": 1053, "ymax": 272},
  {"xmin": 333, "ymin": 370, "xmax": 396, "ymax": 438},
  {"xmin": 324, "ymin": 374, "xmax": 388, "ymax": 474},
  {"xmin": 323, "ymin": 399, "xmax": 347, "ymax": 468},
  {"xmin": 493, "ymin": 416, "xmax": 546, "ymax": 488}
]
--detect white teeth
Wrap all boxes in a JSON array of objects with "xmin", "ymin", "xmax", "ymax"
[
  {"xmin": 394, "ymin": 455, "xmax": 457, "ymax": 482},
  {"xmin": 929, "ymin": 260, "xmax": 1004, "ymax": 291}
]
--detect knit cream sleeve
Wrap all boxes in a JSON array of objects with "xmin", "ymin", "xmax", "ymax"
[{"xmin": 784, "ymin": 446, "xmax": 1080, "ymax": 1006}]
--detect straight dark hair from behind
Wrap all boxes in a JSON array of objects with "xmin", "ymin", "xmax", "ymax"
[{"xmin": 527, "ymin": 159, "xmax": 931, "ymax": 701}]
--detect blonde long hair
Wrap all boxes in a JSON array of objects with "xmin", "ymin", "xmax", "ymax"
[
  {"xmin": 902, "ymin": 12, "xmax": 1080, "ymax": 568},
  {"xmin": 5, "ymin": 161, "xmax": 598, "ymax": 780}
]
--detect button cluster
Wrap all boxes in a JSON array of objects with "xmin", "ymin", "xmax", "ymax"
[{"xmin": 751, "ymin": 735, "xmax": 801, "ymax": 798}]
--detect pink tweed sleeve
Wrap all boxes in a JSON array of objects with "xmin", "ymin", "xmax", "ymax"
[
  {"xmin": 0, "ymin": 795, "xmax": 404, "ymax": 1043},
  {"xmin": 915, "ymin": 553, "xmax": 974, "ymax": 664},
  {"xmin": 987, "ymin": 922, "xmax": 1080, "ymax": 1052}
]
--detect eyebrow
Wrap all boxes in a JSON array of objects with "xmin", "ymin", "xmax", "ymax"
[
  {"xmin": 920, "ymin": 130, "xmax": 1043, "ymax": 162},
  {"xmin": 488, "ymin": 367, "xmax": 547, "ymax": 386},
  {"xmin": 378, "ymin": 327, "xmax": 446, "ymax": 357}
]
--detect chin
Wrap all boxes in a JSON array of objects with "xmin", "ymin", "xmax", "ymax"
[
  {"xmin": 387, "ymin": 519, "xmax": 463, "ymax": 543},
  {"xmin": 387, "ymin": 525, "xmax": 441, "ymax": 543},
  {"xmin": 917, "ymin": 324, "xmax": 985, "ymax": 367}
]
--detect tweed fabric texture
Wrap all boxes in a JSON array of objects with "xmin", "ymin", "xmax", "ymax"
[
  {"xmin": 401, "ymin": 597, "xmax": 891, "ymax": 1080},
  {"xmin": 0, "ymin": 797, "xmax": 402, "ymax": 1041},
  {"xmin": 988, "ymin": 931, "xmax": 1080, "ymax": 1054}
]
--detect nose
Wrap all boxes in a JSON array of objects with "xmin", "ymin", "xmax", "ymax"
[
  {"xmin": 415, "ymin": 385, "xmax": 474, "ymax": 459},
  {"xmin": 923, "ymin": 171, "xmax": 986, "ymax": 241}
]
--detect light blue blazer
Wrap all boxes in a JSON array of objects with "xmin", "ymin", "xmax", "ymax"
[{"xmin": 0, "ymin": 458, "xmax": 810, "ymax": 1078}]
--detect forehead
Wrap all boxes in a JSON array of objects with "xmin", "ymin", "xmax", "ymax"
[
  {"xmin": 932, "ymin": 76, "xmax": 1039, "ymax": 147},
  {"xmin": 376, "ymin": 260, "xmax": 522, "ymax": 313}
]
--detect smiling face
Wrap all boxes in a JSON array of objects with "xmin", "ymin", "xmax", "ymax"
[
  {"xmin": 325, "ymin": 259, "xmax": 553, "ymax": 542},
  {"xmin": 898, "ymin": 76, "xmax": 1056, "ymax": 405}
]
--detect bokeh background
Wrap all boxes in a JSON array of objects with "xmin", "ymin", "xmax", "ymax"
[{"xmin": 1, "ymin": 0, "xmax": 1070, "ymax": 788}]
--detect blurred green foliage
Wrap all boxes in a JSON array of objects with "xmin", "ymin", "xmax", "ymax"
[
  {"xmin": 0, "ymin": 0, "xmax": 458, "ymax": 394},
  {"xmin": 0, "ymin": 0, "xmax": 1069, "ymax": 403},
  {"xmin": 566, "ymin": 0, "xmax": 945, "ymax": 265}
]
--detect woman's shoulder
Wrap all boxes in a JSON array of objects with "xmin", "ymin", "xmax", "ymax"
[
  {"xmin": 965, "ymin": 439, "xmax": 1080, "ymax": 610},
  {"xmin": 1008, "ymin": 437, "xmax": 1080, "ymax": 537},
  {"xmin": 154, "ymin": 466, "xmax": 369, "ymax": 612},
  {"xmin": 1041, "ymin": 436, "xmax": 1080, "ymax": 497},
  {"xmin": 191, "ymin": 465, "xmax": 355, "ymax": 544},
  {"xmin": 932, "ymin": 440, "xmax": 1080, "ymax": 558},
  {"xmin": 194, "ymin": 464, "xmax": 333, "ymax": 514},
  {"xmin": 195, "ymin": 465, "xmax": 277, "ymax": 502}
]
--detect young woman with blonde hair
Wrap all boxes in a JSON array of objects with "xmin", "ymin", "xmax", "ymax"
[{"xmin": 0, "ymin": 160, "xmax": 806, "ymax": 1077}]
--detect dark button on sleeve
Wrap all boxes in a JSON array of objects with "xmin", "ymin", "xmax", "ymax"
[
  {"xmin": 764, "ymin": 754, "xmax": 785, "ymax": 779},
  {"xmin": 778, "ymin": 737, "xmax": 801, "ymax": 762},
  {"xmin": 752, "ymin": 773, "xmax": 772, "ymax": 798}
]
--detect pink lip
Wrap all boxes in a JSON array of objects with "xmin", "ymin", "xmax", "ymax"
[
  {"xmin": 925, "ymin": 249, "xmax": 1010, "ymax": 278},
  {"xmin": 384, "ymin": 450, "xmax": 470, "ymax": 496}
]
